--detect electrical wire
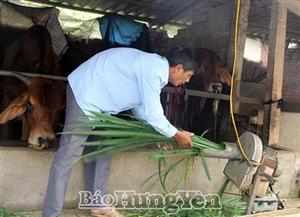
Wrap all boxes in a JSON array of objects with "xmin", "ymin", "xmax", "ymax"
[{"xmin": 230, "ymin": 0, "xmax": 262, "ymax": 166}]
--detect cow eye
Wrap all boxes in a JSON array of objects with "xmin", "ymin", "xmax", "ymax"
[{"xmin": 26, "ymin": 102, "xmax": 34, "ymax": 113}]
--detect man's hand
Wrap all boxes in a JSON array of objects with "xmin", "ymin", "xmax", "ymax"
[
  {"xmin": 174, "ymin": 130, "xmax": 194, "ymax": 148},
  {"xmin": 157, "ymin": 143, "xmax": 174, "ymax": 150}
]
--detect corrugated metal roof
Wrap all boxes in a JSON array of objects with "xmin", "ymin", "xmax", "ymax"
[
  {"xmin": 29, "ymin": 0, "xmax": 205, "ymax": 27},
  {"xmin": 247, "ymin": 0, "xmax": 300, "ymax": 55},
  {"xmin": 26, "ymin": 0, "xmax": 300, "ymax": 37},
  {"xmin": 248, "ymin": 0, "xmax": 300, "ymax": 41},
  {"xmin": 4, "ymin": 0, "xmax": 300, "ymax": 43}
]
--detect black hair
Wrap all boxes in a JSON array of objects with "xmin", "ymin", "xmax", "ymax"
[{"xmin": 166, "ymin": 47, "xmax": 198, "ymax": 71}]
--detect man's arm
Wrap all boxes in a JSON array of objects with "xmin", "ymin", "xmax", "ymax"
[
  {"xmin": 134, "ymin": 62, "xmax": 193, "ymax": 147},
  {"xmin": 132, "ymin": 106, "xmax": 193, "ymax": 148}
]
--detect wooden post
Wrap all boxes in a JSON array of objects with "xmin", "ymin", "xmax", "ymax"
[
  {"xmin": 227, "ymin": 0, "xmax": 250, "ymax": 113},
  {"xmin": 280, "ymin": 0, "xmax": 300, "ymax": 17},
  {"xmin": 263, "ymin": 1, "xmax": 287, "ymax": 146}
]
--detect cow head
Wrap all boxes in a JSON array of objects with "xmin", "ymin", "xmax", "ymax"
[
  {"xmin": 193, "ymin": 48, "xmax": 221, "ymax": 91},
  {"xmin": 0, "ymin": 77, "xmax": 65, "ymax": 149}
]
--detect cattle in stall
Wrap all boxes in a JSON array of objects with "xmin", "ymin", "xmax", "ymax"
[
  {"xmin": 59, "ymin": 36, "xmax": 104, "ymax": 76},
  {"xmin": 0, "ymin": 25, "xmax": 65, "ymax": 149},
  {"xmin": 184, "ymin": 48, "xmax": 232, "ymax": 141},
  {"xmin": 162, "ymin": 48, "xmax": 231, "ymax": 142}
]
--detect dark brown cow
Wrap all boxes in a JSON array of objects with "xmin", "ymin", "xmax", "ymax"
[
  {"xmin": 185, "ymin": 48, "xmax": 231, "ymax": 140},
  {"xmin": 186, "ymin": 49, "xmax": 231, "ymax": 114},
  {"xmin": 0, "ymin": 25, "xmax": 65, "ymax": 149},
  {"xmin": 163, "ymin": 48, "xmax": 232, "ymax": 139}
]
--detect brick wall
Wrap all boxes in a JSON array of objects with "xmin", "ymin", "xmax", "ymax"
[{"xmin": 283, "ymin": 56, "xmax": 300, "ymax": 103}]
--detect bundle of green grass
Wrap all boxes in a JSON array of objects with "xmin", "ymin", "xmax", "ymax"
[{"xmin": 65, "ymin": 112, "xmax": 226, "ymax": 192}]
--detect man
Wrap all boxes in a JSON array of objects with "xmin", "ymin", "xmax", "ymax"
[{"xmin": 43, "ymin": 47, "xmax": 197, "ymax": 217}]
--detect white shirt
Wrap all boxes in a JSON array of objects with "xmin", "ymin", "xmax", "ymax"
[{"xmin": 68, "ymin": 47, "xmax": 177, "ymax": 138}]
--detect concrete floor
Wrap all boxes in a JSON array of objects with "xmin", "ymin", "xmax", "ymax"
[
  {"xmin": 16, "ymin": 199, "xmax": 300, "ymax": 217},
  {"xmin": 18, "ymin": 210, "xmax": 300, "ymax": 217},
  {"xmin": 18, "ymin": 208, "xmax": 300, "ymax": 217},
  {"xmin": 18, "ymin": 209, "xmax": 130, "ymax": 217},
  {"xmin": 18, "ymin": 209, "xmax": 90, "ymax": 217}
]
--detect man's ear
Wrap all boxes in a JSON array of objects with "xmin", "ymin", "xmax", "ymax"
[
  {"xmin": 174, "ymin": 64, "xmax": 184, "ymax": 72},
  {"xmin": 0, "ymin": 92, "xmax": 29, "ymax": 124}
]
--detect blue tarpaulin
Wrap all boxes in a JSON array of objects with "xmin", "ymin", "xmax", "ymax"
[
  {"xmin": 99, "ymin": 14, "xmax": 144, "ymax": 46},
  {"xmin": 98, "ymin": 13, "xmax": 150, "ymax": 51}
]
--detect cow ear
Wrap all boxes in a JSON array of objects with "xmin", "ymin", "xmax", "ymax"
[{"xmin": 0, "ymin": 92, "xmax": 29, "ymax": 124}]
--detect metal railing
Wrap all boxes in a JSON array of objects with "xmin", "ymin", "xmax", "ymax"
[{"xmin": 0, "ymin": 70, "xmax": 263, "ymax": 105}]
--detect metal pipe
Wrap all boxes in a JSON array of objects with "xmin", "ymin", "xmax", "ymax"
[
  {"xmin": 203, "ymin": 142, "xmax": 241, "ymax": 159},
  {"xmin": 0, "ymin": 70, "xmax": 68, "ymax": 81},
  {"xmin": 162, "ymin": 86, "xmax": 264, "ymax": 105},
  {"xmin": 0, "ymin": 70, "xmax": 32, "ymax": 85}
]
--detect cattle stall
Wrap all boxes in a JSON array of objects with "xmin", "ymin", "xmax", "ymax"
[{"xmin": 0, "ymin": 0, "xmax": 300, "ymax": 216}]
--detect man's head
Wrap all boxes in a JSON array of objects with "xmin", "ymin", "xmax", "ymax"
[{"xmin": 167, "ymin": 47, "xmax": 197, "ymax": 86}]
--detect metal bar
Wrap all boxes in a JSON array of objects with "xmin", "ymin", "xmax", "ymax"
[
  {"xmin": 203, "ymin": 142, "xmax": 241, "ymax": 159},
  {"xmin": 162, "ymin": 86, "xmax": 263, "ymax": 105},
  {"xmin": 0, "ymin": 70, "xmax": 68, "ymax": 81},
  {"xmin": 0, "ymin": 70, "xmax": 31, "ymax": 85},
  {"xmin": 1, "ymin": 71, "xmax": 265, "ymax": 105}
]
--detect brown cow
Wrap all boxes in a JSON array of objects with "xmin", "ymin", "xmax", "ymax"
[
  {"xmin": 163, "ymin": 48, "xmax": 231, "ymax": 140},
  {"xmin": 185, "ymin": 48, "xmax": 232, "ymax": 140},
  {"xmin": 0, "ymin": 25, "xmax": 65, "ymax": 149},
  {"xmin": 0, "ymin": 77, "xmax": 65, "ymax": 149}
]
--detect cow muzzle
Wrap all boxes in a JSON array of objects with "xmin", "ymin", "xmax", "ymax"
[{"xmin": 28, "ymin": 136, "xmax": 56, "ymax": 150}]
